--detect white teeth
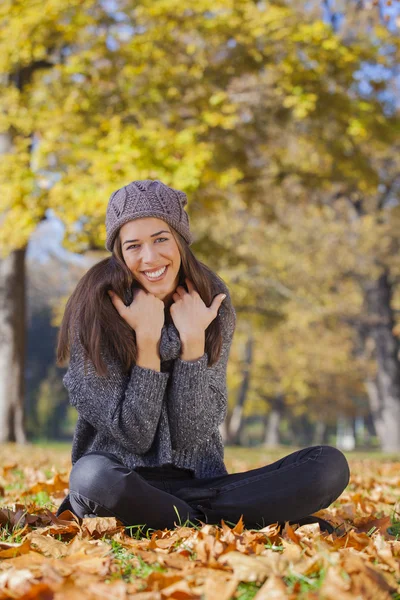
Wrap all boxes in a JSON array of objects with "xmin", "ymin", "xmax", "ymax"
[{"xmin": 144, "ymin": 266, "xmax": 167, "ymax": 278}]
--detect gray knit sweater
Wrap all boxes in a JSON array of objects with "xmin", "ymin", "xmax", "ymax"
[{"xmin": 64, "ymin": 282, "xmax": 236, "ymax": 479}]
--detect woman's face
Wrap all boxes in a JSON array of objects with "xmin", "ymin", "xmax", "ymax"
[{"xmin": 119, "ymin": 217, "xmax": 182, "ymax": 306}]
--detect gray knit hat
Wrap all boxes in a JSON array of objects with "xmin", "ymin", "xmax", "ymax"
[{"xmin": 105, "ymin": 179, "xmax": 193, "ymax": 252}]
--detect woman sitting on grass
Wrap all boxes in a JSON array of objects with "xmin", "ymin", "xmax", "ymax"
[{"xmin": 56, "ymin": 179, "xmax": 350, "ymax": 534}]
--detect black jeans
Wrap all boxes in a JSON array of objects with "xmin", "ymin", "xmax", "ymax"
[{"xmin": 56, "ymin": 445, "xmax": 350, "ymax": 531}]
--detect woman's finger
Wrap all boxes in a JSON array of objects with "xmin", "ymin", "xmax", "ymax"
[
  {"xmin": 108, "ymin": 290, "xmax": 126, "ymax": 315},
  {"xmin": 175, "ymin": 286, "xmax": 187, "ymax": 297},
  {"xmin": 209, "ymin": 293, "xmax": 227, "ymax": 318},
  {"xmin": 185, "ymin": 278, "xmax": 197, "ymax": 294}
]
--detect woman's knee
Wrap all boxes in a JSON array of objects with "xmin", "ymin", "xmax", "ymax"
[
  {"xmin": 314, "ymin": 445, "xmax": 350, "ymax": 501},
  {"xmin": 69, "ymin": 452, "xmax": 123, "ymax": 500}
]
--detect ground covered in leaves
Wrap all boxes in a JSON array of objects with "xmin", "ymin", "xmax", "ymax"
[{"xmin": 0, "ymin": 443, "xmax": 399, "ymax": 599}]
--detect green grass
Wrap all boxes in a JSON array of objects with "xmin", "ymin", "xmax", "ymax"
[
  {"xmin": 104, "ymin": 539, "xmax": 166, "ymax": 583},
  {"xmin": 22, "ymin": 490, "xmax": 56, "ymax": 510},
  {"xmin": 224, "ymin": 445, "xmax": 400, "ymax": 466},
  {"xmin": 265, "ymin": 539, "xmax": 284, "ymax": 552},
  {"xmin": 9, "ymin": 441, "xmax": 400, "ymax": 466},
  {"xmin": 29, "ymin": 440, "xmax": 72, "ymax": 451},
  {"xmin": 235, "ymin": 581, "xmax": 261, "ymax": 600},
  {"xmin": 283, "ymin": 567, "xmax": 326, "ymax": 595},
  {"xmin": 0, "ymin": 520, "xmax": 25, "ymax": 543},
  {"xmin": 388, "ymin": 509, "xmax": 400, "ymax": 539}
]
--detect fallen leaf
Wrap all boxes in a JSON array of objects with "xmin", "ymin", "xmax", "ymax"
[
  {"xmin": 28, "ymin": 532, "xmax": 69, "ymax": 559},
  {"xmin": 0, "ymin": 538, "xmax": 32, "ymax": 558},
  {"xmin": 253, "ymin": 574, "xmax": 289, "ymax": 599},
  {"xmin": 217, "ymin": 551, "xmax": 272, "ymax": 583},
  {"xmin": 81, "ymin": 516, "xmax": 124, "ymax": 538}
]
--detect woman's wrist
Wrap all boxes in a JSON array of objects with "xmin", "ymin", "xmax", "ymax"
[
  {"xmin": 180, "ymin": 332, "xmax": 205, "ymax": 362},
  {"xmin": 135, "ymin": 333, "xmax": 161, "ymax": 371}
]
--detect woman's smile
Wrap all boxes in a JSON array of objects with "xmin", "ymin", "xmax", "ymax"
[{"xmin": 141, "ymin": 265, "xmax": 169, "ymax": 282}]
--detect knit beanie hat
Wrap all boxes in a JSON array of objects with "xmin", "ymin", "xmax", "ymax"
[{"xmin": 105, "ymin": 179, "xmax": 194, "ymax": 252}]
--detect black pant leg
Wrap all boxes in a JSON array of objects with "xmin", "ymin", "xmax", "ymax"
[
  {"xmin": 168, "ymin": 445, "xmax": 350, "ymax": 529},
  {"xmin": 211, "ymin": 445, "xmax": 350, "ymax": 528},
  {"xmin": 65, "ymin": 451, "xmax": 203, "ymax": 531}
]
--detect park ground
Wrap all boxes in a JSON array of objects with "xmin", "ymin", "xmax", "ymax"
[{"xmin": 0, "ymin": 443, "xmax": 399, "ymax": 599}]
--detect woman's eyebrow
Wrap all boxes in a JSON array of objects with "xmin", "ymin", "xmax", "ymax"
[{"xmin": 123, "ymin": 230, "xmax": 170, "ymax": 246}]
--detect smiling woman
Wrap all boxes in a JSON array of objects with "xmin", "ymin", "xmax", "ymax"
[
  {"xmin": 55, "ymin": 179, "xmax": 350, "ymax": 536},
  {"xmin": 57, "ymin": 181, "xmax": 229, "ymax": 376},
  {"xmin": 117, "ymin": 218, "xmax": 182, "ymax": 308}
]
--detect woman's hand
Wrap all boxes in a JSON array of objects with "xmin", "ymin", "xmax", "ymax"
[
  {"xmin": 170, "ymin": 277, "xmax": 226, "ymax": 339},
  {"xmin": 108, "ymin": 288, "xmax": 165, "ymax": 341}
]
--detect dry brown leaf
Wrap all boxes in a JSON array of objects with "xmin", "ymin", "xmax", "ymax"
[
  {"xmin": 14, "ymin": 581, "xmax": 54, "ymax": 599},
  {"xmin": 282, "ymin": 522, "xmax": 301, "ymax": 545},
  {"xmin": 84, "ymin": 579, "xmax": 130, "ymax": 599},
  {"xmin": 1, "ymin": 463, "xmax": 18, "ymax": 475},
  {"xmin": 145, "ymin": 571, "xmax": 185, "ymax": 591},
  {"xmin": 295, "ymin": 522, "xmax": 321, "ymax": 538},
  {"xmin": 27, "ymin": 532, "xmax": 69, "ymax": 559},
  {"xmin": 354, "ymin": 515, "xmax": 394, "ymax": 538},
  {"xmin": 327, "ymin": 529, "xmax": 373, "ymax": 551},
  {"xmin": 0, "ymin": 538, "xmax": 32, "ymax": 558},
  {"xmin": 373, "ymin": 534, "xmax": 400, "ymax": 573},
  {"xmin": 220, "ymin": 520, "xmax": 236, "ymax": 544},
  {"xmin": 160, "ymin": 577, "xmax": 199, "ymax": 598},
  {"xmin": 21, "ymin": 473, "xmax": 69, "ymax": 498},
  {"xmin": 341, "ymin": 550, "xmax": 397, "ymax": 598},
  {"xmin": 0, "ymin": 550, "xmax": 47, "ymax": 576},
  {"xmin": 258, "ymin": 522, "xmax": 281, "ymax": 537},
  {"xmin": 32, "ymin": 510, "xmax": 81, "ymax": 538},
  {"xmin": 125, "ymin": 593, "xmax": 162, "ymax": 600},
  {"xmin": 217, "ymin": 551, "xmax": 272, "ymax": 583},
  {"xmin": 202, "ymin": 573, "xmax": 239, "ymax": 600},
  {"xmin": 0, "ymin": 568, "xmax": 38, "ymax": 597},
  {"xmin": 253, "ymin": 574, "xmax": 289, "ymax": 600},
  {"xmin": 279, "ymin": 540, "xmax": 303, "ymax": 562},
  {"xmin": 81, "ymin": 515, "xmax": 124, "ymax": 538},
  {"xmin": 231, "ymin": 516, "xmax": 245, "ymax": 535},
  {"xmin": 319, "ymin": 564, "xmax": 354, "ymax": 599}
]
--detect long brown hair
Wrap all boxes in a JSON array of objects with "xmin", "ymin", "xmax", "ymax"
[{"xmin": 57, "ymin": 225, "xmax": 232, "ymax": 376}]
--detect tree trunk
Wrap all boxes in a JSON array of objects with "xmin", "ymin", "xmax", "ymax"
[
  {"xmin": 364, "ymin": 270, "xmax": 400, "ymax": 452},
  {"xmin": 336, "ymin": 414, "xmax": 355, "ymax": 451},
  {"xmin": 364, "ymin": 376, "xmax": 386, "ymax": 443},
  {"xmin": 226, "ymin": 329, "xmax": 254, "ymax": 445},
  {"xmin": 313, "ymin": 420, "xmax": 326, "ymax": 445},
  {"xmin": 263, "ymin": 394, "xmax": 284, "ymax": 447},
  {"xmin": 0, "ymin": 247, "xmax": 27, "ymax": 443}
]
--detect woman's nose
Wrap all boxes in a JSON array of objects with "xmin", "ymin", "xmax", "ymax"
[{"xmin": 140, "ymin": 243, "xmax": 159, "ymax": 264}]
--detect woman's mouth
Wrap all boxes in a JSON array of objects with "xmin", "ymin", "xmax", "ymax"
[{"xmin": 142, "ymin": 265, "xmax": 168, "ymax": 282}]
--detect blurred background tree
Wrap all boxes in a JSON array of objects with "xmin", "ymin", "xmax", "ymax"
[{"xmin": 1, "ymin": 0, "xmax": 399, "ymax": 450}]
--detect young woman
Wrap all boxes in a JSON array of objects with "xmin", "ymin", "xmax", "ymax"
[{"xmin": 56, "ymin": 179, "xmax": 350, "ymax": 534}]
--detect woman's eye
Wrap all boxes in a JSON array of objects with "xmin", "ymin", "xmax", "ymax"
[{"xmin": 127, "ymin": 237, "xmax": 168, "ymax": 250}]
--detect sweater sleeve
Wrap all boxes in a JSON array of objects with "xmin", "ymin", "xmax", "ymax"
[
  {"xmin": 63, "ymin": 337, "xmax": 170, "ymax": 455},
  {"xmin": 167, "ymin": 295, "xmax": 236, "ymax": 449}
]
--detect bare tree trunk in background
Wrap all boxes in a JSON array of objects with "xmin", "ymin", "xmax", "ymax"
[
  {"xmin": 0, "ymin": 66, "xmax": 54, "ymax": 443},
  {"xmin": 364, "ymin": 270, "xmax": 400, "ymax": 452},
  {"xmin": 0, "ymin": 245, "xmax": 27, "ymax": 443},
  {"xmin": 313, "ymin": 420, "xmax": 326, "ymax": 445},
  {"xmin": 223, "ymin": 329, "xmax": 254, "ymax": 445},
  {"xmin": 263, "ymin": 394, "xmax": 285, "ymax": 447},
  {"xmin": 364, "ymin": 376, "xmax": 386, "ymax": 443}
]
